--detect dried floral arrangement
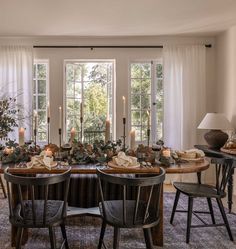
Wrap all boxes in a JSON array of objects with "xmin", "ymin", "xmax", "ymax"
[
  {"xmin": 0, "ymin": 140, "xmax": 41, "ymax": 164},
  {"xmin": 69, "ymin": 139, "xmax": 122, "ymax": 164}
]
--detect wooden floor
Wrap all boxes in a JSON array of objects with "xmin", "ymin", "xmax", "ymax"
[{"xmin": 164, "ymin": 184, "xmax": 236, "ymax": 213}]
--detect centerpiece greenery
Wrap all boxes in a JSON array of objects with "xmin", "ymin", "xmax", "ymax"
[{"xmin": 0, "ymin": 97, "xmax": 19, "ymax": 141}]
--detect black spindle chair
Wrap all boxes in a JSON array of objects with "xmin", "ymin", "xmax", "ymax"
[
  {"xmin": 170, "ymin": 157, "xmax": 234, "ymax": 243},
  {"xmin": 4, "ymin": 167, "xmax": 71, "ymax": 249},
  {"xmin": 97, "ymin": 168, "xmax": 165, "ymax": 249}
]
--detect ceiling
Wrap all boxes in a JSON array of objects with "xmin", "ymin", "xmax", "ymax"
[{"xmin": 0, "ymin": 0, "xmax": 236, "ymax": 37}]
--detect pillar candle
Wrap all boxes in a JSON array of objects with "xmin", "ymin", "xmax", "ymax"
[
  {"xmin": 70, "ymin": 127, "xmax": 76, "ymax": 142},
  {"xmin": 19, "ymin": 127, "xmax": 25, "ymax": 146},
  {"xmin": 34, "ymin": 111, "xmax": 38, "ymax": 131},
  {"xmin": 122, "ymin": 96, "xmax": 126, "ymax": 118},
  {"xmin": 130, "ymin": 129, "xmax": 136, "ymax": 150},
  {"xmin": 59, "ymin": 106, "xmax": 62, "ymax": 129},
  {"xmin": 105, "ymin": 119, "xmax": 110, "ymax": 143}
]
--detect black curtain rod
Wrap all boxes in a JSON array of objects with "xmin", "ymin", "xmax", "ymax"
[{"xmin": 33, "ymin": 44, "xmax": 212, "ymax": 49}]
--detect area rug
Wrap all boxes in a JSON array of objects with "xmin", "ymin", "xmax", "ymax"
[{"xmin": 0, "ymin": 193, "xmax": 236, "ymax": 248}]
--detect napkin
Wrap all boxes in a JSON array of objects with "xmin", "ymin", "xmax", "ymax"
[
  {"xmin": 27, "ymin": 152, "xmax": 54, "ymax": 170},
  {"xmin": 177, "ymin": 149, "xmax": 205, "ymax": 159},
  {"xmin": 112, "ymin": 151, "xmax": 138, "ymax": 167}
]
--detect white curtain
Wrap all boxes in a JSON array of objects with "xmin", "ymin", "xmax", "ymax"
[
  {"xmin": 163, "ymin": 45, "xmax": 206, "ymax": 182},
  {"xmin": 0, "ymin": 45, "xmax": 33, "ymax": 142}
]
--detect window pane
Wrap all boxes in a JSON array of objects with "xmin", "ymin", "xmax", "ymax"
[
  {"xmin": 38, "ymin": 80, "xmax": 46, "ymax": 94},
  {"xmin": 37, "ymin": 64, "xmax": 46, "ymax": 79},
  {"xmin": 131, "ymin": 111, "xmax": 141, "ymax": 125},
  {"xmin": 38, "ymin": 111, "xmax": 46, "ymax": 129},
  {"xmin": 33, "ymin": 80, "xmax": 36, "ymax": 94},
  {"xmin": 33, "ymin": 96, "xmax": 36, "ymax": 109},
  {"xmin": 131, "ymin": 79, "xmax": 141, "ymax": 94},
  {"xmin": 131, "ymin": 64, "xmax": 141, "ymax": 78},
  {"xmin": 67, "ymin": 81, "xmax": 74, "ymax": 97},
  {"xmin": 66, "ymin": 64, "xmax": 74, "ymax": 81},
  {"xmin": 38, "ymin": 96, "xmax": 46, "ymax": 109},
  {"xmin": 141, "ymin": 79, "xmax": 151, "ymax": 94},
  {"xmin": 156, "ymin": 64, "xmax": 163, "ymax": 78},
  {"xmin": 131, "ymin": 95, "xmax": 140, "ymax": 110},
  {"xmin": 140, "ymin": 63, "xmax": 151, "ymax": 78},
  {"xmin": 74, "ymin": 83, "xmax": 81, "ymax": 98},
  {"xmin": 141, "ymin": 95, "xmax": 150, "ymax": 110}
]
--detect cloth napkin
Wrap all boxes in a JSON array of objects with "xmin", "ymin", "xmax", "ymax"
[{"xmin": 112, "ymin": 151, "xmax": 138, "ymax": 167}]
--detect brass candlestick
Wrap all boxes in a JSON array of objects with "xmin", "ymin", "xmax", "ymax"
[
  {"xmin": 122, "ymin": 117, "xmax": 126, "ymax": 152},
  {"xmin": 59, "ymin": 128, "xmax": 62, "ymax": 148},
  {"xmin": 80, "ymin": 117, "xmax": 83, "ymax": 142},
  {"xmin": 47, "ymin": 117, "xmax": 50, "ymax": 145},
  {"xmin": 34, "ymin": 128, "xmax": 37, "ymax": 150},
  {"xmin": 147, "ymin": 128, "xmax": 150, "ymax": 147}
]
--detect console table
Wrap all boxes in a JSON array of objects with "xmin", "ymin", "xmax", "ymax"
[{"xmin": 195, "ymin": 144, "xmax": 235, "ymax": 213}]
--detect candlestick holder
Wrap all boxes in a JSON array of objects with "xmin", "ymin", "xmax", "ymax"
[
  {"xmin": 47, "ymin": 117, "xmax": 50, "ymax": 145},
  {"xmin": 122, "ymin": 117, "xmax": 126, "ymax": 152},
  {"xmin": 147, "ymin": 128, "xmax": 150, "ymax": 147},
  {"xmin": 80, "ymin": 117, "xmax": 83, "ymax": 142},
  {"xmin": 34, "ymin": 129, "xmax": 37, "ymax": 150},
  {"xmin": 59, "ymin": 128, "xmax": 62, "ymax": 149}
]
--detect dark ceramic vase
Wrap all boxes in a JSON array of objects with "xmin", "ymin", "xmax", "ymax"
[{"xmin": 204, "ymin": 130, "xmax": 228, "ymax": 149}]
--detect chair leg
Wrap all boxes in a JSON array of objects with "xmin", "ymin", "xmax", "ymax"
[
  {"xmin": 60, "ymin": 223, "xmax": 70, "ymax": 249},
  {"xmin": 15, "ymin": 227, "xmax": 23, "ymax": 249},
  {"xmin": 143, "ymin": 228, "xmax": 154, "ymax": 249},
  {"xmin": 98, "ymin": 220, "xmax": 106, "ymax": 249},
  {"xmin": 170, "ymin": 189, "xmax": 180, "ymax": 224},
  {"xmin": 0, "ymin": 175, "xmax": 7, "ymax": 198},
  {"xmin": 207, "ymin": 198, "xmax": 215, "ymax": 224},
  {"xmin": 186, "ymin": 197, "xmax": 193, "ymax": 244},
  {"xmin": 113, "ymin": 227, "xmax": 120, "ymax": 249},
  {"xmin": 216, "ymin": 198, "xmax": 234, "ymax": 241},
  {"xmin": 49, "ymin": 226, "xmax": 57, "ymax": 249}
]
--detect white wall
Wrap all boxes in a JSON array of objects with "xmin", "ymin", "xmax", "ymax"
[{"xmin": 216, "ymin": 26, "xmax": 236, "ymax": 194}]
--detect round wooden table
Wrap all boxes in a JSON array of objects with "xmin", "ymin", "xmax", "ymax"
[{"xmin": 163, "ymin": 159, "xmax": 210, "ymax": 184}]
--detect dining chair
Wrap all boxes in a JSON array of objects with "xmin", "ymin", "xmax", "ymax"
[
  {"xmin": 0, "ymin": 174, "xmax": 7, "ymax": 198},
  {"xmin": 4, "ymin": 167, "xmax": 71, "ymax": 249},
  {"xmin": 96, "ymin": 168, "xmax": 166, "ymax": 249},
  {"xmin": 170, "ymin": 157, "xmax": 234, "ymax": 243}
]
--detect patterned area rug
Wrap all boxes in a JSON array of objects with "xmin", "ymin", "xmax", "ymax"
[{"xmin": 0, "ymin": 192, "xmax": 236, "ymax": 248}]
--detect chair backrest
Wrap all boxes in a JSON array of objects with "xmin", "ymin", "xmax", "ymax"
[
  {"xmin": 4, "ymin": 167, "xmax": 71, "ymax": 225},
  {"xmin": 210, "ymin": 157, "xmax": 234, "ymax": 195},
  {"xmin": 97, "ymin": 167, "xmax": 165, "ymax": 226}
]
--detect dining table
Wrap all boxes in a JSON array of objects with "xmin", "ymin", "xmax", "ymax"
[{"xmin": 0, "ymin": 159, "xmax": 210, "ymax": 247}]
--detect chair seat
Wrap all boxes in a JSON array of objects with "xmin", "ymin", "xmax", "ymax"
[
  {"xmin": 173, "ymin": 182, "xmax": 226, "ymax": 198},
  {"xmin": 99, "ymin": 200, "xmax": 159, "ymax": 228},
  {"xmin": 11, "ymin": 200, "xmax": 65, "ymax": 227}
]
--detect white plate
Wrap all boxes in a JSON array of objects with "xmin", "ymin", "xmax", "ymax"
[
  {"xmin": 179, "ymin": 157, "xmax": 204, "ymax": 162},
  {"xmin": 26, "ymin": 161, "xmax": 58, "ymax": 168},
  {"xmin": 108, "ymin": 161, "xmax": 140, "ymax": 169}
]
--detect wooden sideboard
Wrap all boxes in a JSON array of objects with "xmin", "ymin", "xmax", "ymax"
[{"xmin": 195, "ymin": 145, "xmax": 235, "ymax": 213}]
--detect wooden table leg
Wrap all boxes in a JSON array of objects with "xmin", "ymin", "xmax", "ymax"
[
  {"xmin": 227, "ymin": 167, "xmax": 234, "ymax": 213},
  {"xmin": 11, "ymin": 183, "xmax": 28, "ymax": 247},
  {"xmin": 151, "ymin": 184, "xmax": 163, "ymax": 247}
]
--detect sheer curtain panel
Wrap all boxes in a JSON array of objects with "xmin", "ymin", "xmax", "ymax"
[
  {"xmin": 0, "ymin": 45, "xmax": 33, "ymax": 142},
  {"xmin": 163, "ymin": 45, "xmax": 206, "ymax": 182}
]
